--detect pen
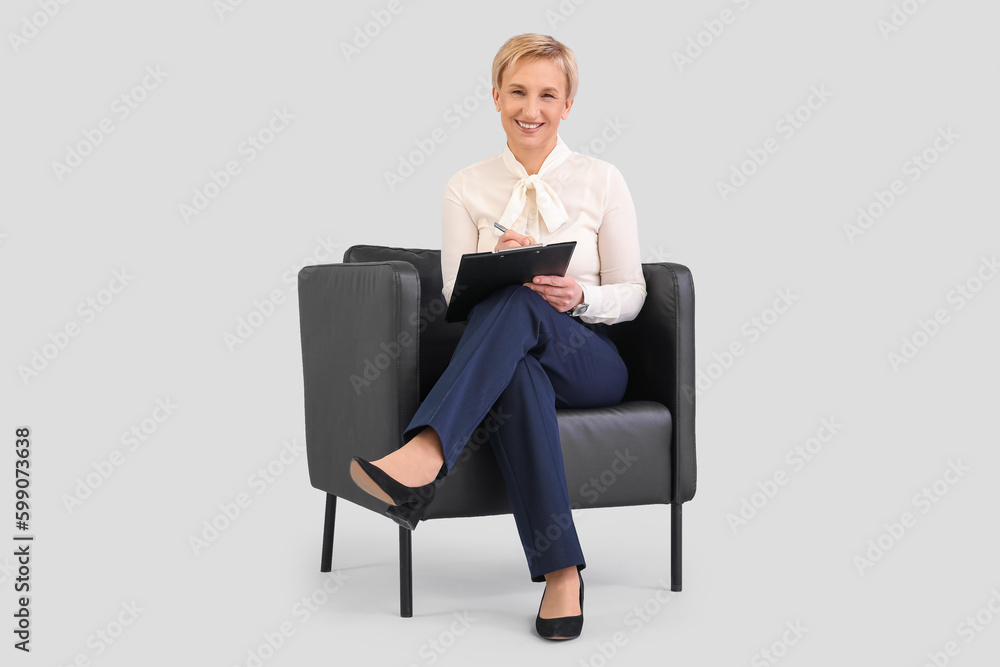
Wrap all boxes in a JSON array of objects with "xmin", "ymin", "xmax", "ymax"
[{"xmin": 492, "ymin": 222, "xmax": 508, "ymax": 253}]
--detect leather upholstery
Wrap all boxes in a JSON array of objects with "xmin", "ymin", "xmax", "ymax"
[{"xmin": 297, "ymin": 246, "xmax": 697, "ymax": 521}]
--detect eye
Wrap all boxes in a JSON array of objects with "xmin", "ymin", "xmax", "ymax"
[{"xmin": 511, "ymin": 90, "xmax": 524, "ymax": 96}]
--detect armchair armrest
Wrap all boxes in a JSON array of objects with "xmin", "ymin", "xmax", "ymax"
[
  {"xmin": 297, "ymin": 260, "xmax": 422, "ymax": 513},
  {"xmin": 608, "ymin": 262, "xmax": 697, "ymax": 503}
]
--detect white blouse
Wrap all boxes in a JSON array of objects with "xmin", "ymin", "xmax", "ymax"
[{"xmin": 440, "ymin": 135, "xmax": 647, "ymax": 325}]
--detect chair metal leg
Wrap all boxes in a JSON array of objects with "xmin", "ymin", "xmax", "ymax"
[
  {"xmin": 399, "ymin": 527, "xmax": 413, "ymax": 617},
  {"xmin": 320, "ymin": 494, "xmax": 337, "ymax": 572},
  {"xmin": 671, "ymin": 503, "xmax": 682, "ymax": 592}
]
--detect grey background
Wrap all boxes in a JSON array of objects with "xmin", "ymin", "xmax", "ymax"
[{"xmin": 3, "ymin": 0, "xmax": 999, "ymax": 664}]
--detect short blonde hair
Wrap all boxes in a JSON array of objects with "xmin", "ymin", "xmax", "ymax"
[{"xmin": 492, "ymin": 33, "xmax": 579, "ymax": 101}]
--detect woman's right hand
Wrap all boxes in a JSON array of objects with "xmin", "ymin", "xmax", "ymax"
[{"xmin": 494, "ymin": 228, "xmax": 536, "ymax": 252}]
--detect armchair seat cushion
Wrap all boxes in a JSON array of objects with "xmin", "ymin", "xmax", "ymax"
[{"xmin": 423, "ymin": 400, "xmax": 672, "ymax": 520}]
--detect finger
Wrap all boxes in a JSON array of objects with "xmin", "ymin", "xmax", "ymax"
[
  {"xmin": 525, "ymin": 284, "xmax": 553, "ymax": 300},
  {"xmin": 503, "ymin": 229, "xmax": 526, "ymax": 244},
  {"xmin": 496, "ymin": 234, "xmax": 524, "ymax": 251}
]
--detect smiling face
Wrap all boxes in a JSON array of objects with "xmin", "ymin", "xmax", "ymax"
[{"xmin": 493, "ymin": 57, "xmax": 574, "ymax": 170}]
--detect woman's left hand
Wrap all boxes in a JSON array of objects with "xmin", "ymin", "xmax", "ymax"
[{"xmin": 523, "ymin": 275, "xmax": 584, "ymax": 313}]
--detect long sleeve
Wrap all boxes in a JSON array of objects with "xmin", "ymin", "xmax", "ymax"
[
  {"xmin": 577, "ymin": 165, "xmax": 647, "ymax": 325},
  {"xmin": 440, "ymin": 173, "xmax": 480, "ymax": 305}
]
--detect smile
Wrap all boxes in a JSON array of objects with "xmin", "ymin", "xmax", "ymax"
[{"xmin": 516, "ymin": 120, "xmax": 543, "ymax": 130}]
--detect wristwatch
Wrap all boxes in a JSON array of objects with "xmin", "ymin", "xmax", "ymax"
[{"xmin": 568, "ymin": 301, "xmax": 589, "ymax": 317}]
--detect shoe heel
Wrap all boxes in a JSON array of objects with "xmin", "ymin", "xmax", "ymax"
[
  {"xmin": 386, "ymin": 502, "xmax": 424, "ymax": 531},
  {"xmin": 351, "ymin": 458, "xmax": 447, "ymax": 530}
]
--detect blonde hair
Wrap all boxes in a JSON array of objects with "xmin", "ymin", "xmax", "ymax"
[{"xmin": 492, "ymin": 33, "xmax": 579, "ymax": 101}]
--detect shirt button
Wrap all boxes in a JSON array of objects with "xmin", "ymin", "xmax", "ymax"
[{"xmin": 530, "ymin": 209, "xmax": 537, "ymax": 215}]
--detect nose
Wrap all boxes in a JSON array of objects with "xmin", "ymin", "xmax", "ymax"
[{"xmin": 523, "ymin": 95, "xmax": 540, "ymax": 118}]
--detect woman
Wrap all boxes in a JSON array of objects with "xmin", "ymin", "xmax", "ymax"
[{"xmin": 350, "ymin": 33, "xmax": 646, "ymax": 641}]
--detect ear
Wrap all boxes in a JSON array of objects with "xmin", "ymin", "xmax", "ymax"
[
  {"xmin": 493, "ymin": 88, "xmax": 501, "ymax": 111},
  {"xmin": 561, "ymin": 97, "xmax": 574, "ymax": 120}
]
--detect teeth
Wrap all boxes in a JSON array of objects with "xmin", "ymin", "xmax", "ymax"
[{"xmin": 517, "ymin": 121, "xmax": 541, "ymax": 129}]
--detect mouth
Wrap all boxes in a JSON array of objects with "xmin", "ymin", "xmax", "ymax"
[{"xmin": 516, "ymin": 120, "xmax": 543, "ymax": 131}]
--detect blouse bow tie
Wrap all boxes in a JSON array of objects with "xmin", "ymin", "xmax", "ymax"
[{"xmin": 496, "ymin": 138, "xmax": 572, "ymax": 234}]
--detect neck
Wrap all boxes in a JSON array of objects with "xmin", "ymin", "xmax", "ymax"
[{"xmin": 508, "ymin": 137, "xmax": 558, "ymax": 175}]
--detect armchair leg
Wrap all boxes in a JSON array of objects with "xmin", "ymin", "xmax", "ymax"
[
  {"xmin": 320, "ymin": 494, "xmax": 337, "ymax": 572},
  {"xmin": 400, "ymin": 527, "xmax": 413, "ymax": 617},
  {"xmin": 670, "ymin": 503, "xmax": 682, "ymax": 591}
]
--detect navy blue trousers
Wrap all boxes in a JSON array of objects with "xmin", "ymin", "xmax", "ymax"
[{"xmin": 402, "ymin": 284, "xmax": 628, "ymax": 582}]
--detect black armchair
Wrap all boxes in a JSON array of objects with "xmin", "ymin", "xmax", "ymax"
[{"xmin": 297, "ymin": 245, "xmax": 696, "ymax": 617}]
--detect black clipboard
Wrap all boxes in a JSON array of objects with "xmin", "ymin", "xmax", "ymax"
[{"xmin": 444, "ymin": 241, "xmax": 577, "ymax": 323}]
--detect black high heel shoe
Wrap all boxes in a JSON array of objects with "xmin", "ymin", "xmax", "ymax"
[
  {"xmin": 349, "ymin": 457, "xmax": 447, "ymax": 530},
  {"xmin": 536, "ymin": 570, "xmax": 584, "ymax": 640}
]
